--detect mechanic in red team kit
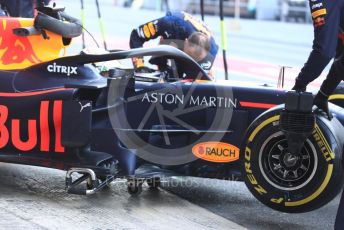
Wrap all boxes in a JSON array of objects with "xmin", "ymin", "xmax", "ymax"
[
  {"xmin": 129, "ymin": 11, "xmax": 219, "ymax": 77},
  {"xmin": 291, "ymin": 1, "xmax": 344, "ymax": 229},
  {"xmin": 292, "ymin": 0, "xmax": 344, "ymax": 119}
]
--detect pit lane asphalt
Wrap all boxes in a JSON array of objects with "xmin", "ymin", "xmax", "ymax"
[
  {"xmin": 0, "ymin": 163, "xmax": 245, "ymax": 230},
  {"xmin": 0, "ymin": 163, "xmax": 339, "ymax": 230},
  {"xmin": 161, "ymin": 177, "xmax": 340, "ymax": 230}
]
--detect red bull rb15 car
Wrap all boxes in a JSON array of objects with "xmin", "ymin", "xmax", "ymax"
[{"xmin": 1, "ymin": 5, "xmax": 344, "ymax": 213}]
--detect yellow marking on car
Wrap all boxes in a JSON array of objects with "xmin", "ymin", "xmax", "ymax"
[
  {"xmin": 244, "ymin": 147, "xmax": 267, "ymax": 195},
  {"xmin": 329, "ymin": 94, "xmax": 344, "ymax": 101},
  {"xmin": 285, "ymin": 164, "xmax": 333, "ymax": 206},
  {"xmin": 245, "ymin": 147, "xmax": 251, "ymax": 160},
  {"xmin": 271, "ymin": 197, "xmax": 284, "ymax": 204},
  {"xmin": 248, "ymin": 115, "xmax": 280, "ymax": 142},
  {"xmin": 313, "ymin": 125, "xmax": 335, "ymax": 162},
  {"xmin": 245, "ymin": 162, "xmax": 252, "ymax": 173}
]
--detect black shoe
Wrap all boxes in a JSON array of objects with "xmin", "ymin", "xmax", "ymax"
[{"xmin": 314, "ymin": 91, "xmax": 333, "ymax": 120}]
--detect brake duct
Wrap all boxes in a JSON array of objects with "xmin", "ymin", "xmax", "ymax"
[{"xmin": 279, "ymin": 91, "xmax": 316, "ymax": 156}]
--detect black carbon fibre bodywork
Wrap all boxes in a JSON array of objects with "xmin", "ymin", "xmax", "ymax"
[{"xmin": 0, "ymin": 46, "xmax": 342, "ymax": 180}]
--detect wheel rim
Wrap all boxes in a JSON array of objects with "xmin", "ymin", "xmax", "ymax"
[{"xmin": 259, "ymin": 131, "xmax": 318, "ymax": 191}]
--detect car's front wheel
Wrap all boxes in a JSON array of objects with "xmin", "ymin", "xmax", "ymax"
[{"xmin": 241, "ymin": 108, "xmax": 343, "ymax": 213}]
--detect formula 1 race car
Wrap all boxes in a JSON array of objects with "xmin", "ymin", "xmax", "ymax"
[{"xmin": 1, "ymin": 5, "xmax": 344, "ymax": 214}]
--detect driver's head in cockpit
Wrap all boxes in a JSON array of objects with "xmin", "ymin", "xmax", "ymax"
[
  {"xmin": 129, "ymin": 11, "xmax": 219, "ymax": 76},
  {"xmin": 183, "ymin": 32, "xmax": 211, "ymax": 63}
]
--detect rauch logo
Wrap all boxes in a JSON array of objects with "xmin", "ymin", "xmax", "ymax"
[{"xmin": 192, "ymin": 142, "xmax": 240, "ymax": 163}]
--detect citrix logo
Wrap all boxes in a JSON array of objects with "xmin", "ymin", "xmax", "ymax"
[{"xmin": 47, "ymin": 63, "xmax": 78, "ymax": 76}]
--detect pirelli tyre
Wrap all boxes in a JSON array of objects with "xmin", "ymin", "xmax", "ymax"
[
  {"xmin": 330, "ymin": 82, "xmax": 344, "ymax": 108},
  {"xmin": 240, "ymin": 107, "xmax": 344, "ymax": 213}
]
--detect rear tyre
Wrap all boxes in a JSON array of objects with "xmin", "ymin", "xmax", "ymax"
[{"xmin": 241, "ymin": 108, "xmax": 343, "ymax": 213}]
